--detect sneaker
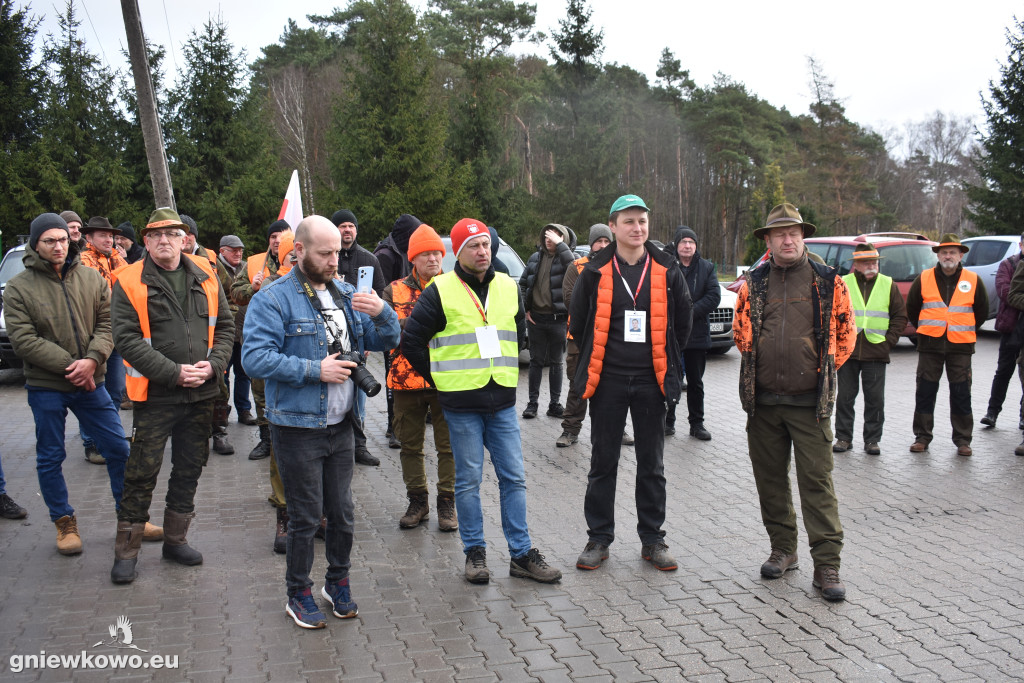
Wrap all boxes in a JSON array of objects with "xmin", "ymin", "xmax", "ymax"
[
  {"xmin": 522, "ymin": 403, "xmax": 538, "ymax": 419},
  {"xmin": 84, "ymin": 445, "xmax": 106, "ymax": 465},
  {"xmin": 386, "ymin": 430, "xmax": 401, "ymax": 449},
  {"xmin": 981, "ymin": 411, "xmax": 997, "ymax": 427},
  {"xmin": 865, "ymin": 442, "xmax": 881, "ymax": 455},
  {"xmin": 55, "ymin": 515, "xmax": 83, "ymax": 555},
  {"xmin": 832, "ymin": 439, "xmax": 851, "ymax": 453},
  {"xmin": 555, "ymin": 430, "xmax": 578, "ymax": 448},
  {"xmin": 465, "ymin": 546, "xmax": 490, "ymax": 584},
  {"xmin": 0, "ymin": 493, "xmax": 27, "ymax": 520},
  {"xmin": 813, "ymin": 565, "xmax": 847, "ymax": 601},
  {"xmin": 641, "ymin": 542, "xmax": 677, "ymax": 571},
  {"xmin": 690, "ymin": 424, "xmax": 712, "ymax": 441},
  {"xmin": 621, "ymin": 431, "xmax": 635, "ymax": 446},
  {"xmin": 321, "ymin": 578, "xmax": 358, "ymax": 618},
  {"xmin": 510, "ymin": 548, "xmax": 562, "ymax": 583},
  {"xmin": 576, "ymin": 542, "xmax": 609, "ymax": 570},
  {"xmin": 546, "ymin": 403, "xmax": 564, "ymax": 417},
  {"xmin": 354, "ymin": 448, "xmax": 380, "ymax": 466},
  {"xmin": 760, "ymin": 548, "xmax": 799, "ymax": 578},
  {"xmin": 285, "ymin": 588, "xmax": 327, "ymax": 629}
]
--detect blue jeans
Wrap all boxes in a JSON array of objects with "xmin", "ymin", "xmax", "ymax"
[
  {"xmin": 0, "ymin": 451, "xmax": 7, "ymax": 495},
  {"xmin": 271, "ymin": 420, "xmax": 355, "ymax": 595},
  {"xmin": 225, "ymin": 341, "xmax": 252, "ymax": 412},
  {"xmin": 443, "ymin": 407, "xmax": 531, "ymax": 557},
  {"xmin": 82, "ymin": 350, "xmax": 126, "ymax": 449},
  {"xmin": 27, "ymin": 384, "xmax": 130, "ymax": 521}
]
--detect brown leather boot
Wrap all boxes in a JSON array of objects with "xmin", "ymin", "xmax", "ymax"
[
  {"xmin": 399, "ymin": 491, "xmax": 429, "ymax": 529},
  {"xmin": 162, "ymin": 509, "xmax": 203, "ymax": 566},
  {"xmin": 111, "ymin": 521, "xmax": 145, "ymax": 584},
  {"xmin": 273, "ymin": 507, "xmax": 288, "ymax": 554},
  {"xmin": 55, "ymin": 515, "xmax": 83, "ymax": 555},
  {"xmin": 436, "ymin": 493, "xmax": 458, "ymax": 532},
  {"xmin": 143, "ymin": 521, "xmax": 163, "ymax": 542}
]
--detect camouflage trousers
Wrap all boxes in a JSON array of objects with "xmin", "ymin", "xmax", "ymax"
[{"xmin": 117, "ymin": 400, "xmax": 214, "ymax": 524}]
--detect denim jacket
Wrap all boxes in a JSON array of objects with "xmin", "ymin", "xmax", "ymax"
[{"xmin": 241, "ymin": 270, "xmax": 400, "ymax": 428}]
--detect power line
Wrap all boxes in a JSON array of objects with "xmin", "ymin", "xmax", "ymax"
[
  {"xmin": 162, "ymin": 0, "xmax": 178, "ymax": 72},
  {"xmin": 78, "ymin": 0, "xmax": 112, "ymax": 70}
]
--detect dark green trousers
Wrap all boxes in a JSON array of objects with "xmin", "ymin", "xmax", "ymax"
[
  {"xmin": 747, "ymin": 403, "xmax": 844, "ymax": 568},
  {"xmin": 913, "ymin": 351, "xmax": 973, "ymax": 447},
  {"xmin": 118, "ymin": 400, "xmax": 214, "ymax": 523}
]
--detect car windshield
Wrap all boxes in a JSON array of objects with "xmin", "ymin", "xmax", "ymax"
[
  {"xmin": 0, "ymin": 248, "xmax": 26, "ymax": 290},
  {"xmin": 808, "ymin": 243, "xmax": 935, "ymax": 281}
]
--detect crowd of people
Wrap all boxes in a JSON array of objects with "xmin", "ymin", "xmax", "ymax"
[{"xmin": 1, "ymin": 194, "xmax": 1019, "ymax": 630}]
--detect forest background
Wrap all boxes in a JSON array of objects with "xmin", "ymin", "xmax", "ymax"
[{"xmin": 2, "ymin": 0, "xmax": 1022, "ymax": 268}]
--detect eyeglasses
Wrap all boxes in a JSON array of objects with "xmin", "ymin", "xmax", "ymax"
[
  {"xmin": 146, "ymin": 230, "xmax": 183, "ymax": 241},
  {"xmin": 39, "ymin": 237, "xmax": 69, "ymax": 247}
]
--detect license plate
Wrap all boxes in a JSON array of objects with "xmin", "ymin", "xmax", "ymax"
[{"xmin": 710, "ymin": 322, "xmax": 724, "ymax": 333}]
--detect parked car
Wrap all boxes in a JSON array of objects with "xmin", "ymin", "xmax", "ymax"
[
  {"xmin": 728, "ymin": 233, "xmax": 938, "ymax": 339},
  {"xmin": 0, "ymin": 243, "xmax": 27, "ymax": 369},
  {"xmin": 961, "ymin": 235, "xmax": 1020, "ymax": 321},
  {"xmin": 708, "ymin": 285, "xmax": 736, "ymax": 355}
]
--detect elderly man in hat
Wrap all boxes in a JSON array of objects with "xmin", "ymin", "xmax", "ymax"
[
  {"xmin": 109, "ymin": 208, "xmax": 234, "ymax": 583},
  {"xmin": 218, "ymin": 235, "xmax": 255, "ymax": 426},
  {"xmin": 832, "ymin": 244, "xmax": 908, "ymax": 456},
  {"xmin": 906, "ymin": 234, "xmax": 988, "ymax": 457},
  {"xmin": 733, "ymin": 203, "xmax": 856, "ymax": 601}
]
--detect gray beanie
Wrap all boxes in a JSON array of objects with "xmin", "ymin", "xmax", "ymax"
[
  {"xmin": 30, "ymin": 213, "xmax": 70, "ymax": 250},
  {"xmin": 588, "ymin": 224, "xmax": 613, "ymax": 247}
]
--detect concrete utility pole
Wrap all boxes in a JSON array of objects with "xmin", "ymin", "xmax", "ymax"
[{"xmin": 120, "ymin": 0, "xmax": 175, "ymax": 210}]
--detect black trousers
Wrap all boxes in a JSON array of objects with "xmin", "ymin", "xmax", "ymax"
[
  {"xmin": 986, "ymin": 333, "xmax": 1024, "ymax": 418},
  {"xmin": 834, "ymin": 359, "xmax": 887, "ymax": 444}
]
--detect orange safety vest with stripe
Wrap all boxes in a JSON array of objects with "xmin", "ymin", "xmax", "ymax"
[
  {"xmin": 116, "ymin": 254, "xmax": 220, "ymax": 401},
  {"xmin": 386, "ymin": 277, "xmax": 432, "ymax": 391},
  {"xmin": 917, "ymin": 267, "xmax": 978, "ymax": 343},
  {"xmin": 581, "ymin": 258, "xmax": 669, "ymax": 399}
]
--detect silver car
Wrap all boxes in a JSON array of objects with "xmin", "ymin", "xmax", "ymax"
[{"xmin": 962, "ymin": 235, "xmax": 1020, "ymax": 320}]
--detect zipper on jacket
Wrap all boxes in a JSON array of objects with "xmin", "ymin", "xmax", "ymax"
[{"xmin": 59, "ymin": 271, "xmax": 86, "ymax": 361}]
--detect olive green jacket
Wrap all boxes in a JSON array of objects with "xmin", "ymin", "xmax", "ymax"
[
  {"xmin": 111, "ymin": 254, "xmax": 234, "ymax": 404},
  {"xmin": 5, "ymin": 244, "xmax": 113, "ymax": 391}
]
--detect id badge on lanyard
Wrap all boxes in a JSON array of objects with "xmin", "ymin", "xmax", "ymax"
[
  {"xmin": 616, "ymin": 253, "xmax": 650, "ymax": 343},
  {"xmin": 459, "ymin": 278, "xmax": 502, "ymax": 358}
]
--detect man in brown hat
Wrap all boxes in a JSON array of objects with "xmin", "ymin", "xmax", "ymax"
[
  {"xmin": 906, "ymin": 234, "xmax": 987, "ymax": 456},
  {"xmin": 832, "ymin": 244, "xmax": 908, "ymax": 456},
  {"xmin": 733, "ymin": 202, "xmax": 856, "ymax": 601}
]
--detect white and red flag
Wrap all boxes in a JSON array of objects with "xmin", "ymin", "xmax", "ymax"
[{"xmin": 278, "ymin": 170, "xmax": 303, "ymax": 231}]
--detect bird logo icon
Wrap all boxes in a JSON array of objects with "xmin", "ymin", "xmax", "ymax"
[{"xmin": 92, "ymin": 615, "xmax": 149, "ymax": 652}]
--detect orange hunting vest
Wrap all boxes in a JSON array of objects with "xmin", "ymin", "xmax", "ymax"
[
  {"xmin": 386, "ymin": 278, "xmax": 432, "ymax": 391},
  {"xmin": 917, "ymin": 268, "xmax": 978, "ymax": 343},
  {"xmin": 246, "ymin": 252, "xmax": 272, "ymax": 283}
]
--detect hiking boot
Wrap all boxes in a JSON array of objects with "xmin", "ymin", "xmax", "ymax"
[
  {"xmin": 622, "ymin": 431, "xmax": 634, "ymax": 446},
  {"xmin": 322, "ymin": 578, "xmax": 358, "ymax": 618},
  {"xmin": 386, "ymin": 430, "xmax": 401, "ymax": 449},
  {"xmin": 237, "ymin": 410, "xmax": 258, "ymax": 425},
  {"xmin": 286, "ymin": 588, "xmax": 326, "ymax": 629},
  {"xmin": 555, "ymin": 430, "xmax": 577, "ymax": 448},
  {"xmin": 110, "ymin": 520, "xmax": 145, "ymax": 584},
  {"xmin": 641, "ymin": 542, "xmax": 677, "ymax": 571},
  {"xmin": 690, "ymin": 424, "xmax": 712, "ymax": 441},
  {"xmin": 522, "ymin": 402, "xmax": 538, "ymax": 419},
  {"xmin": 274, "ymin": 507, "xmax": 288, "ymax": 554},
  {"xmin": 436, "ymin": 493, "xmax": 458, "ymax": 532},
  {"xmin": 664, "ymin": 423, "xmax": 675, "ymax": 436},
  {"xmin": 212, "ymin": 426, "xmax": 234, "ymax": 455},
  {"xmin": 813, "ymin": 565, "xmax": 847, "ymax": 601},
  {"xmin": 546, "ymin": 403, "xmax": 564, "ymax": 417},
  {"xmin": 832, "ymin": 439, "xmax": 851, "ymax": 453},
  {"xmin": 0, "ymin": 493, "xmax": 27, "ymax": 519},
  {"xmin": 248, "ymin": 424, "xmax": 271, "ymax": 460},
  {"xmin": 143, "ymin": 521, "xmax": 163, "ymax": 542},
  {"xmin": 1016, "ymin": 440, "xmax": 1024, "ymax": 456},
  {"xmin": 55, "ymin": 515, "xmax": 83, "ymax": 555},
  {"xmin": 465, "ymin": 546, "xmax": 490, "ymax": 584},
  {"xmin": 865, "ymin": 442, "xmax": 881, "ymax": 455},
  {"xmin": 981, "ymin": 411, "xmax": 997, "ymax": 427},
  {"xmin": 315, "ymin": 516, "xmax": 327, "ymax": 540},
  {"xmin": 760, "ymin": 548, "xmax": 799, "ymax": 578},
  {"xmin": 161, "ymin": 509, "xmax": 203, "ymax": 566},
  {"xmin": 510, "ymin": 548, "xmax": 562, "ymax": 583},
  {"xmin": 909, "ymin": 441, "xmax": 928, "ymax": 453},
  {"xmin": 84, "ymin": 445, "xmax": 106, "ymax": 465},
  {"xmin": 355, "ymin": 448, "xmax": 380, "ymax": 466},
  {"xmin": 957, "ymin": 444, "xmax": 973, "ymax": 457},
  {"xmin": 399, "ymin": 491, "xmax": 430, "ymax": 529},
  {"xmin": 576, "ymin": 542, "xmax": 609, "ymax": 570}
]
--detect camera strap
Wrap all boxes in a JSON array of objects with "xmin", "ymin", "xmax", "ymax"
[{"xmin": 292, "ymin": 268, "xmax": 357, "ymax": 351}]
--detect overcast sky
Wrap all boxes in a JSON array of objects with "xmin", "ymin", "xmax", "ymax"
[{"xmin": 33, "ymin": 0, "xmax": 1020, "ymax": 137}]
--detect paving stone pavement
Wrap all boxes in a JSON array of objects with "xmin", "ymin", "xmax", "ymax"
[{"xmin": 1, "ymin": 331, "xmax": 1023, "ymax": 682}]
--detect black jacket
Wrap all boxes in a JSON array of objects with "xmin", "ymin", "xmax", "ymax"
[
  {"xmin": 519, "ymin": 224, "xmax": 577, "ymax": 316},
  {"xmin": 664, "ymin": 244, "xmax": 720, "ymax": 350},
  {"xmin": 402, "ymin": 263, "xmax": 526, "ymax": 413},
  {"xmin": 338, "ymin": 244, "xmax": 386, "ymax": 296}
]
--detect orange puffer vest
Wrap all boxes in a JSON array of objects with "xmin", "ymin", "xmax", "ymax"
[{"xmin": 387, "ymin": 277, "xmax": 431, "ymax": 391}]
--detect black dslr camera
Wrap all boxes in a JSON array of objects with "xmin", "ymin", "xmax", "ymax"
[{"xmin": 338, "ymin": 350, "xmax": 382, "ymax": 397}]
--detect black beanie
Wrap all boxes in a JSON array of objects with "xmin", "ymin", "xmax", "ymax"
[
  {"xmin": 674, "ymin": 226, "xmax": 698, "ymax": 244},
  {"xmin": 268, "ymin": 219, "xmax": 290, "ymax": 239},
  {"xmin": 331, "ymin": 209, "xmax": 358, "ymax": 227},
  {"xmin": 30, "ymin": 213, "xmax": 69, "ymax": 250},
  {"xmin": 179, "ymin": 214, "xmax": 199, "ymax": 237},
  {"xmin": 118, "ymin": 221, "xmax": 136, "ymax": 243},
  {"xmin": 391, "ymin": 214, "xmax": 422, "ymax": 254}
]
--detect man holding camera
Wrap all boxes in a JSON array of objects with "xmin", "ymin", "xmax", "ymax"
[{"xmin": 242, "ymin": 216, "xmax": 400, "ymax": 629}]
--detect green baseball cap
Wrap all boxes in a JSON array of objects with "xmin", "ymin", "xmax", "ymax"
[{"xmin": 609, "ymin": 194, "xmax": 651, "ymax": 217}]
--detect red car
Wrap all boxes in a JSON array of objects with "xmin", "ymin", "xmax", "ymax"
[{"xmin": 728, "ymin": 233, "xmax": 938, "ymax": 338}]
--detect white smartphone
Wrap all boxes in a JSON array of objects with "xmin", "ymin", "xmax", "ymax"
[{"xmin": 356, "ymin": 266, "xmax": 374, "ymax": 294}]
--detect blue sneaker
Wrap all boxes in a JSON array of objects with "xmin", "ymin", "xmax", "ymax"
[
  {"xmin": 322, "ymin": 578, "xmax": 358, "ymax": 618},
  {"xmin": 285, "ymin": 588, "xmax": 326, "ymax": 629}
]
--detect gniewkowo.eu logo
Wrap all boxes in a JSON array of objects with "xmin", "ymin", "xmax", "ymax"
[{"xmin": 8, "ymin": 616, "xmax": 178, "ymax": 673}]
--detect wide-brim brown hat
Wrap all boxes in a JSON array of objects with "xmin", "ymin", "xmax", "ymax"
[
  {"xmin": 754, "ymin": 203, "xmax": 816, "ymax": 239},
  {"xmin": 82, "ymin": 216, "xmax": 116, "ymax": 234},
  {"xmin": 851, "ymin": 243, "xmax": 883, "ymax": 261},
  {"xmin": 932, "ymin": 233, "xmax": 969, "ymax": 254}
]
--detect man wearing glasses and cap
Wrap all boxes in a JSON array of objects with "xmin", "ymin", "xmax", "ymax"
[{"xmin": 832, "ymin": 244, "xmax": 908, "ymax": 456}]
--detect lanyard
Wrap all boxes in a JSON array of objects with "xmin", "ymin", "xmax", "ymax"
[
  {"xmin": 613, "ymin": 253, "xmax": 651, "ymax": 308},
  {"xmin": 458, "ymin": 277, "xmax": 489, "ymax": 323}
]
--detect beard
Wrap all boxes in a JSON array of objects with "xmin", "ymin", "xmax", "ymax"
[{"xmin": 300, "ymin": 254, "xmax": 337, "ymax": 285}]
